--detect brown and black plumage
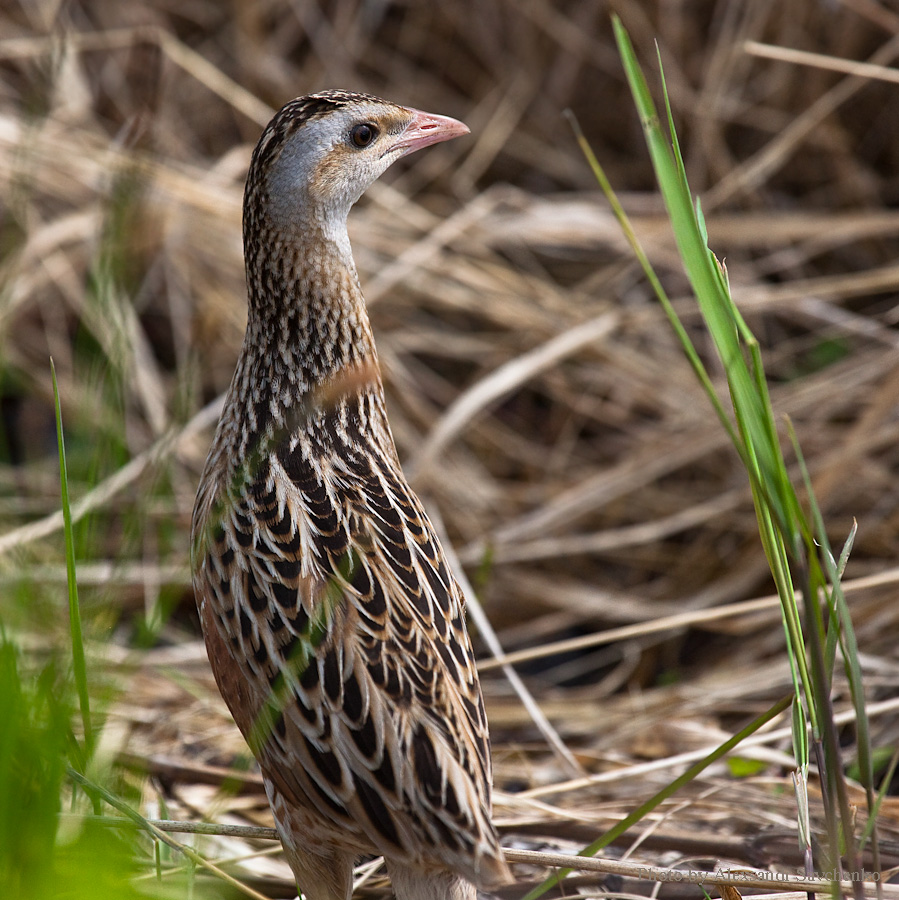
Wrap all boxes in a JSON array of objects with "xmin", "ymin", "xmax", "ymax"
[{"xmin": 191, "ymin": 91, "xmax": 510, "ymax": 900}]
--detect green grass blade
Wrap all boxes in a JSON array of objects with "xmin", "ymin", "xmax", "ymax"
[
  {"xmin": 612, "ymin": 15, "xmax": 822, "ymax": 735},
  {"xmin": 593, "ymin": 17, "xmax": 872, "ymax": 895},
  {"xmin": 522, "ymin": 694, "xmax": 792, "ymax": 899},
  {"xmin": 613, "ymin": 12, "xmax": 817, "ymax": 714},
  {"xmin": 51, "ymin": 359, "xmax": 93, "ymax": 758},
  {"xmin": 613, "ymin": 14, "xmax": 796, "ymax": 542},
  {"xmin": 859, "ymin": 747, "xmax": 897, "ymax": 848},
  {"xmin": 789, "ymin": 420, "xmax": 872, "ymax": 884}
]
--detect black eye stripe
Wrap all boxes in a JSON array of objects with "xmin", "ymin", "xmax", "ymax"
[{"xmin": 351, "ymin": 123, "xmax": 378, "ymax": 148}]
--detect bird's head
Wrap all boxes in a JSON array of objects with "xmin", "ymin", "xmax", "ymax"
[{"xmin": 249, "ymin": 90, "xmax": 469, "ymax": 245}]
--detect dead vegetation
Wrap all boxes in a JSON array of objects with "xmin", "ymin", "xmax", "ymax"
[{"xmin": 1, "ymin": 0, "xmax": 898, "ymax": 897}]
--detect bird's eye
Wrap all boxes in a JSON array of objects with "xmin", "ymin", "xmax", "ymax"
[{"xmin": 350, "ymin": 123, "xmax": 378, "ymax": 148}]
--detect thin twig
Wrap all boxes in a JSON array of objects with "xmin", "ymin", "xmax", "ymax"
[{"xmin": 68, "ymin": 815, "xmax": 895, "ymax": 897}]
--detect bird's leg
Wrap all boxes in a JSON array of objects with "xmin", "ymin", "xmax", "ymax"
[
  {"xmin": 281, "ymin": 841, "xmax": 354, "ymax": 900},
  {"xmin": 386, "ymin": 861, "xmax": 476, "ymax": 900}
]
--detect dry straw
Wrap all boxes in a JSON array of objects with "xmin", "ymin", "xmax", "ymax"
[{"xmin": 1, "ymin": 1, "xmax": 897, "ymax": 896}]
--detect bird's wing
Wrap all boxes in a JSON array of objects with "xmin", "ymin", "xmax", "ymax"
[{"xmin": 193, "ymin": 416, "xmax": 504, "ymax": 884}]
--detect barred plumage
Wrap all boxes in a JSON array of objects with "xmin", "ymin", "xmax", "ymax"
[{"xmin": 191, "ymin": 91, "xmax": 510, "ymax": 900}]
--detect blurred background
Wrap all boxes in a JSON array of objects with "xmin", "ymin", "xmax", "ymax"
[{"xmin": 1, "ymin": 0, "xmax": 898, "ymax": 896}]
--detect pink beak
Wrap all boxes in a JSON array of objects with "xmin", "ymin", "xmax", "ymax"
[{"xmin": 391, "ymin": 107, "xmax": 470, "ymax": 156}]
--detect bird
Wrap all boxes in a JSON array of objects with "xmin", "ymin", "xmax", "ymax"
[{"xmin": 190, "ymin": 90, "xmax": 511, "ymax": 900}]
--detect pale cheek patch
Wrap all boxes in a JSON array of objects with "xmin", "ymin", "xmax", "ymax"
[{"xmin": 312, "ymin": 146, "xmax": 354, "ymax": 198}]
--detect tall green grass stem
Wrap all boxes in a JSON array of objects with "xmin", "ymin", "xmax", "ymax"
[{"xmin": 51, "ymin": 359, "xmax": 93, "ymax": 759}]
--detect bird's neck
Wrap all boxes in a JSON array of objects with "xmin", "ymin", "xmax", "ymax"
[
  {"xmin": 246, "ymin": 223, "xmax": 377, "ymax": 378},
  {"xmin": 219, "ymin": 220, "xmax": 391, "ymax": 460}
]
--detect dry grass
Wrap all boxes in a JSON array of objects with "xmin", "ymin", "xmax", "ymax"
[{"xmin": 1, "ymin": 0, "xmax": 898, "ymax": 897}]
